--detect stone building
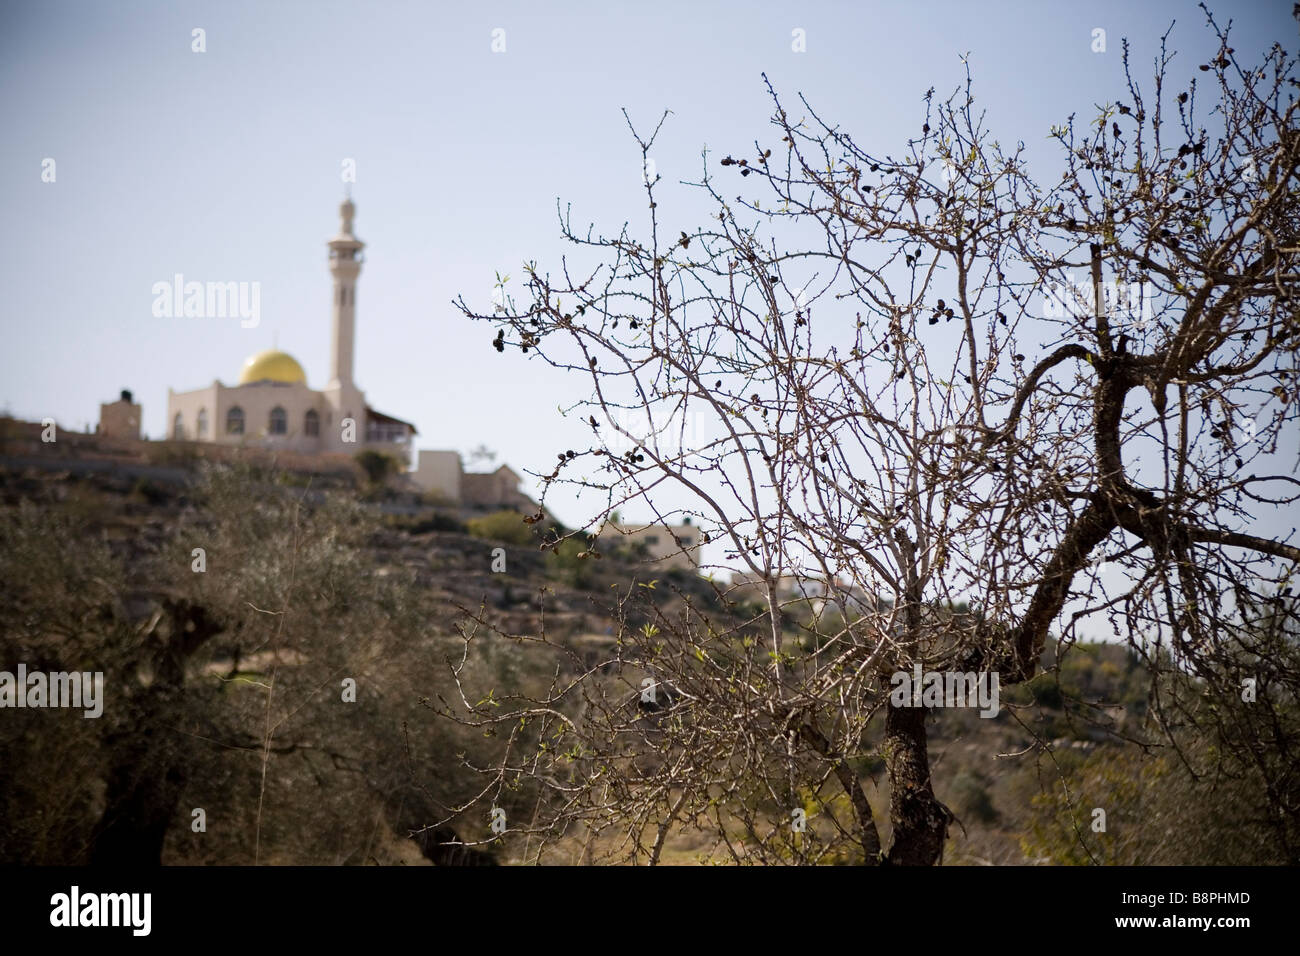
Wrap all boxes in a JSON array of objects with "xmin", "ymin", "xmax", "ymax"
[
  {"xmin": 98, "ymin": 390, "xmax": 142, "ymax": 440},
  {"xmin": 597, "ymin": 518, "xmax": 702, "ymax": 572},
  {"xmin": 409, "ymin": 454, "xmax": 532, "ymax": 510}
]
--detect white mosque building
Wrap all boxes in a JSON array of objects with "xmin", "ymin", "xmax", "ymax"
[
  {"xmin": 160, "ymin": 198, "xmax": 529, "ymax": 509},
  {"xmin": 166, "ymin": 197, "xmax": 416, "ymax": 462}
]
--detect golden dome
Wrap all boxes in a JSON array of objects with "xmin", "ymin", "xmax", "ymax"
[{"xmin": 238, "ymin": 350, "xmax": 307, "ymax": 386}]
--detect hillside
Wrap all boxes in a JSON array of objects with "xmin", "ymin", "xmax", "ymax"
[{"xmin": 0, "ymin": 459, "xmax": 1286, "ymax": 865}]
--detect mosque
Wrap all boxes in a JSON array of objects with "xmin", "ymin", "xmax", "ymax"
[
  {"xmin": 148, "ymin": 197, "xmax": 527, "ymax": 509},
  {"xmin": 166, "ymin": 197, "xmax": 415, "ymax": 460}
]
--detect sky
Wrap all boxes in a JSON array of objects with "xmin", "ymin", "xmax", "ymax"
[{"xmin": 1, "ymin": 0, "xmax": 1295, "ymax": 557}]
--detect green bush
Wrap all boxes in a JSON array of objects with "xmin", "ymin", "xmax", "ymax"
[
  {"xmin": 1027, "ymin": 674, "xmax": 1064, "ymax": 709},
  {"xmin": 467, "ymin": 510, "xmax": 535, "ymax": 546},
  {"xmin": 408, "ymin": 511, "xmax": 468, "ymax": 535},
  {"xmin": 354, "ymin": 449, "xmax": 401, "ymax": 486},
  {"xmin": 548, "ymin": 536, "xmax": 595, "ymax": 589},
  {"xmin": 383, "ymin": 511, "xmax": 468, "ymax": 535},
  {"xmin": 949, "ymin": 771, "xmax": 999, "ymax": 824},
  {"xmin": 130, "ymin": 477, "xmax": 172, "ymax": 506}
]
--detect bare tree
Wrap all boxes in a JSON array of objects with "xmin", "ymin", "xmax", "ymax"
[{"xmin": 437, "ymin": 8, "xmax": 1300, "ymax": 864}]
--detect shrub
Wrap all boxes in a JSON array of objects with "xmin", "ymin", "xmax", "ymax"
[
  {"xmin": 406, "ymin": 511, "xmax": 468, "ymax": 535},
  {"xmin": 354, "ymin": 450, "xmax": 401, "ymax": 486},
  {"xmin": 466, "ymin": 510, "xmax": 535, "ymax": 546},
  {"xmin": 130, "ymin": 477, "xmax": 172, "ymax": 506},
  {"xmin": 1026, "ymin": 674, "xmax": 1064, "ymax": 709},
  {"xmin": 949, "ymin": 771, "xmax": 999, "ymax": 824},
  {"xmin": 548, "ymin": 536, "xmax": 595, "ymax": 589}
]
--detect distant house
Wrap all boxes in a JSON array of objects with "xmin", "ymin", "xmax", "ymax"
[
  {"xmin": 462, "ymin": 464, "xmax": 531, "ymax": 509},
  {"xmin": 597, "ymin": 518, "xmax": 702, "ymax": 572},
  {"xmin": 411, "ymin": 456, "xmax": 533, "ymax": 510},
  {"xmin": 98, "ymin": 390, "xmax": 141, "ymax": 440}
]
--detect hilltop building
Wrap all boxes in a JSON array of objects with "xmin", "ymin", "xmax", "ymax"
[
  {"xmin": 98, "ymin": 390, "xmax": 142, "ymax": 440},
  {"xmin": 166, "ymin": 198, "xmax": 418, "ymax": 464},
  {"xmin": 145, "ymin": 198, "xmax": 527, "ymax": 507}
]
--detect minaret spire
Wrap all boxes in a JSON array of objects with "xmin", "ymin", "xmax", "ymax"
[{"xmin": 327, "ymin": 196, "xmax": 364, "ymax": 390}]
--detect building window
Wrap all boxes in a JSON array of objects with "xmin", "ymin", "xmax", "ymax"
[
  {"xmin": 304, "ymin": 409, "xmax": 320, "ymax": 437},
  {"xmin": 679, "ymin": 535, "xmax": 692, "ymax": 545},
  {"xmin": 172, "ymin": 413, "xmax": 185, "ymax": 440},
  {"xmin": 226, "ymin": 407, "xmax": 245, "ymax": 435},
  {"xmin": 196, "ymin": 408, "xmax": 209, "ymax": 438},
  {"xmin": 365, "ymin": 421, "xmax": 409, "ymax": 444},
  {"xmin": 269, "ymin": 406, "xmax": 287, "ymax": 435},
  {"xmin": 645, "ymin": 535, "xmax": 660, "ymax": 546}
]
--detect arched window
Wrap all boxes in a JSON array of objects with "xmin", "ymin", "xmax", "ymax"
[
  {"xmin": 226, "ymin": 406, "xmax": 245, "ymax": 435},
  {"xmin": 269, "ymin": 406, "xmax": 287, "ymax": 435},
  {"xmin": 304, "ymin": 409, "xmax": 320, "ymax": 437},
  {"xmin": 173, "ymin": 413, "xmax": 185, "ymax": 440},
  {"xmin": 196, "ymin": 408, "xmax": 209, "ymax": 438}
]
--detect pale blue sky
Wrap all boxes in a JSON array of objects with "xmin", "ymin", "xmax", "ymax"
[{"xmin": 1, "ymin": 0, "xmax": 1293, "ymax": 543}]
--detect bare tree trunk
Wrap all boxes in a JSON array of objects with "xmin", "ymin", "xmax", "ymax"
[
  {"xmin": 90, "ymin": 686, "xmax": 188, "ymax": 866},
  {"xmin": 90, "ymin": 599, "xmax": 219, "ymax": 866},
  {"xmin": 884, "ymin": 705, "xmax": 951, "ymax": 866}
]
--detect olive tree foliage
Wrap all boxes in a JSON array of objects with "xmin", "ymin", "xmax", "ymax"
[
  {"xmin": 442, "ymin": 11, "xmax": 1300, "ymax": 864},
  {"xmin": 0, "ymin": 498, "xmax": 133, "ymax": 864},
  {"xmin": 0, "ymin": 466, "xmax": 500, "ymax": 865}
]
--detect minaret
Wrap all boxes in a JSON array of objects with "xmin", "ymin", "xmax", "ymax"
[
  {"xmin": 328, "ymin": 197, "xmax": 364, "ymax": 389},
  {"xmin": 323, "ymin": 197, "xmax": 366, "ymax": 451}
]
